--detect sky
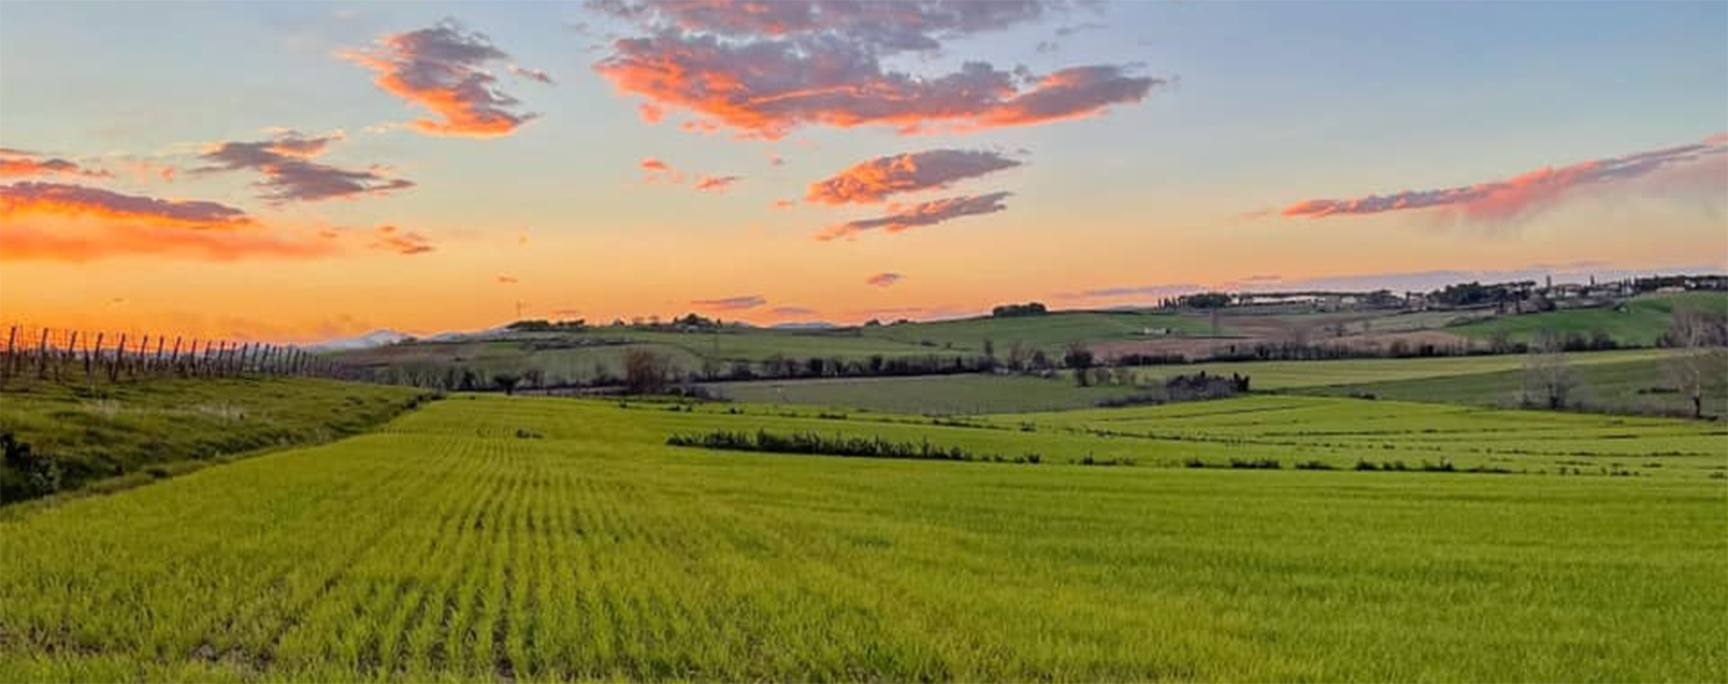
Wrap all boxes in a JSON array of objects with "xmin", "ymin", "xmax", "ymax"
[{"xmin": 1, "ymin": 0, "xmax": 1725, "ymax": 342}]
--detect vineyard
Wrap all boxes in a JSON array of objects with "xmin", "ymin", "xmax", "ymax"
[
  {"xmin": 0, "ymin": 323, "xmax": 351, "ymax": 387},
  {"xmin": 1, "ymin": 395, "xmax": 1723, "ymax": 682}
]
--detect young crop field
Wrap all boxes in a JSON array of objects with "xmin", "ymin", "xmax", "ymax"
[
  {"xmin": 1, "ymin": 394, "xmax": 1723, "ymax": 682},
  {"xmin": 707, "ymin": 374, "xmax": 1142, "ymax": 414},
  {"xmin": 1125, "ymin": 348, "xmax": 1672, "ymax": 390}
]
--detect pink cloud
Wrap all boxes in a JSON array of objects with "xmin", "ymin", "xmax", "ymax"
[
  {"xmin": 1283, "ymin": 134, "xmax": 1728, "ymax": 221},
  {"xmin": 591, "ymin": 2, "xmax": 1158, "ymax": 140},
  {"xmin": 694, "ymin": 175, "xmax": 743, "ymax": 192},
  {"xmin": 817, "ymin": 191, "xmax": 1010, "ymax": 241},
  {"xmin": 340, "ymin": 19, "xmax": 550, "ymax": 137},
  {"xmin": 807, "ymin": 149, "xmax": 1020, "ymax": 205}
]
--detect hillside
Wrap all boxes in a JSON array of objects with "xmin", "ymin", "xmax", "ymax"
[{"xmin": 1448, "ymin": 292, "xmax": 1728, "ymax": 347}]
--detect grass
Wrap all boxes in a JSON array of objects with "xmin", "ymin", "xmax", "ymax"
[
  {"xmin": 1448, "ymin": 292, "xmax": 1728, "ymax": 346},
  {"xmin": 1126, "ymin": 348, "xmax": 1671, "ymax": 389},
  {"xmin": 708, "ymin": 374, "xmax": 1141, "ymax": 414},
  {"xmin": 0, "ymin": 377, "xmax": 429, "ymax": 501},
  {"xmin": 1296, "ymin": 355, "xmax": 1728, "ymax": 417},
  {"xmin": 859, "ymin": 310, "xmax": 1215, "ymax": 353},
  {"xmin": 0, "ymin": 394, "xmax": 1724, "ymax": 681}
]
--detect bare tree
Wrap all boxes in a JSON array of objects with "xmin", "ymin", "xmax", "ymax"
[
  {"xmin": 624, "ymin": 348, "xmax": 670, "ymax": 395},
  {"xmin": 1064, "ymin": 342, "xmax": 1095, "ymax": 387},
  {"xmin": 1664, "ymin": 307, "xmax": 1728, "ymax": 419},
  {"xmin": 1522, "ymin": 331, "xmax": 1580, "ymax": 410}
]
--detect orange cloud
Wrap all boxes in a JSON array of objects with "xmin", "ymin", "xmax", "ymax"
[
  {"xmin": 0, "ymin": 149, "xmax": 110, "ymax": 179},
  {"xmin": 639, "ymin": 157, "xmax": 685, "ymax": 184},
  {"xmin": 496, "ymin": 275, "xmax": 519, "ymax": 284},
  {"xmin": 1, "ymin": 181, "xmax": 252, "ymax": 229},
  {"xmin": 807, "ymin": 149, "xmax": 1020, "ymax": 205},
  {"xmin": 0, "ymin": 183, "xmax": 339, "ymax": 262},
  {"xmin": 369, "ymin": 224, "xmax": 434, "ymax": 255},
  {"xmin": 694, "ymin": 175, "xmax": 742, "ymax": 192},
  {"xmin": 1283, "ymin": 134, "xmax": 1728, "ymax": 221},
  {"xmin": 593, "ymin": 6, "xmax": 1159, "ymax": 140},
  {"xmin": 817, "ymin": 191, "xmax": 1010, "ymax": 241},
  {"xmin": 340, "ymin": 19, "xmax": 549, "ymax": 137}
]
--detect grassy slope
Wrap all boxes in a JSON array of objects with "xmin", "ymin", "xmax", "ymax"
[
  {"xmin": 1294, "ymin": 355, "xmax": 1728, "ymax": 417},
  {"xmin": 1448, "ymin": 292, "xmax": 1728, "ymax": 346},
  {"xmin": 709, "ymin": 374, "xmax": 1141, "ymax": 414},
  {"xmin": 857, "ymin": 311, "xmax": 1215, "ymax": 353},
  {"xmin": 0, "ymin": 377, "xmax": 428, "ymax": 500},
  {"xmin": 0, "ymin": 395, "xmax": 1721, "ymax": 681}
]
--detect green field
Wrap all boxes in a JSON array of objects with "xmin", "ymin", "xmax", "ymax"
[
  {"xmin": 1449, "ymin": 292, "xmax": 1728, "ymax": 346},
  {"xmin": 0, "ymin": 377, "xmax": 428, "ymax": 502},
  {"xmin": 1297, "ymin": 355, "xmax": 1728, "ymax": 417},
  {"xmin": 859, "ymin": 311, "xmax": 1214, "ymax": 353},
  {"xmin": 1127, "ymin": 348, "xmax": 1672, "ymax": 390},
  {"xmin": 1, "ymin": 394, "xmax": 1724, "ymax": 681},
  {"xmin": 709, "ymin": 374, "xmax": 1141, "ymax": 414}
]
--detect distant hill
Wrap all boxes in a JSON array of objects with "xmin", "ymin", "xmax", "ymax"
[{"xmin": 307, "ymin": 329, "xmax": 415, "ymax": 352}]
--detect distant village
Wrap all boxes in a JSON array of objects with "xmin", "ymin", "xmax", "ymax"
[{"xmin": 1157, "ymin": 274, "xmax": 1728, "ymax": 315}]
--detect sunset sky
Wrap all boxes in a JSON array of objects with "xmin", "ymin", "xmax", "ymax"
[{"xmin": 2, "ymin": 1, "xmax": 1725, "ymax": 342}]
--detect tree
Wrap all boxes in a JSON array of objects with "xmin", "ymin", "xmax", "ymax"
[
  {"xmin": 1064, "ymin": 342, "xmax": 1095, "ymax": 387},
  {"xmin": 492, "ymin": 371, "xmax": 522, "ymax": 396},
  {"xmin": 1664, "ymin": 306, "xmax": 1728, "ymax": 418},
  {"xmin": 1007, "ymin": 341, "xmax": 1032, "ymax": 372},
  {"xmin": 624, "ymin": 349, "xmax": 670, "ymax": 394},
  {"xmin": 1521, "ymin": 332, "xmax": 1580, "ymax": 410},
  {"xmin": 521, "ymin": 368, "xmax": 545, "ymax": 390}
]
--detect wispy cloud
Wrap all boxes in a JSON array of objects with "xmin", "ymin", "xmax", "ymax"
[
  {"xmin": 592, "ymin": 1, "xmax": 1159, "ymax": 139},
  {"xmin": 806, "ymin": 149, "xmax": 1020, "ymax": 205},
  {"xmin": 197, "ymin": 130, "xmax": 414, "ymax": 203},
  {"xmin": 865, "ymin": 272, "xmax": 903, "ymax": 287},
  {"xmin": 340, "ymin": 19, "xmax": 550, "ymax": 137},
  {"xmin": 817, "ymin": 191, "xmax": 1010, "ymax": 241},
  {"xmin": 496, "ymin": 274, "xmax": 520, "ymax": 284},
  {"xmin": 691, "ymin": 294, "xmax": 767, "ymax": 310},
  {"xmin": 1054, "ymin": 282, "xmax": 1202, "ymax": 300},
  {"xmin": 369, "ymin": 224, "xmax": 434, "ymax": 255},
  {"xmin": 771, "ymin": 305, "xmax": 817, "ymax": 316},
  {"xmin": 694, "ymin": 174, "xmax": 742, "ymax": 192},
  {"xmin": 1282, "ymin": 134, "xmax": 1728, "ymax": 221},
  {"xmin": 0, "ymin": 149, "xmax": 110, "ymax": 179},
  {"xmin": 1, "ymin": 181, "xmax": 252, "ymax": 229}
]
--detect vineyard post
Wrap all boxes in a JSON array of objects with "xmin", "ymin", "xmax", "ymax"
[
  {"xmin": 110, "ymin": 334, "xmax": 127, "ymax": 382},
  {"xmin": 154, "ymin": 335, "xmax": 167, "ymax": 375},
  {"xmin": 187, "ymin": 340, "xmax": 201, "ymax": 377},
  {"xmin": 34, "ymin": 328, "xmax": 48, "ymax": 379},
  {"xmin": 0, "ymin": 325, "xmax": 14, "ymax": 384},
  {"xmin": 170, "ymin": 337, "xmax": 184, "ymax": 375}
]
